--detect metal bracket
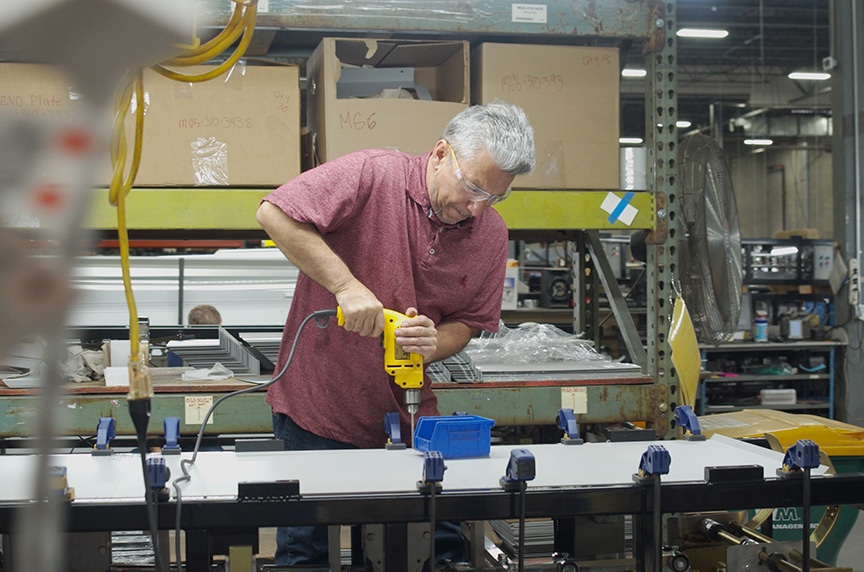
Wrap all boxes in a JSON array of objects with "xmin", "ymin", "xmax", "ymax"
[{"xmin": 645, "ymin": 192, "xmax": 668, "ymax": 244}]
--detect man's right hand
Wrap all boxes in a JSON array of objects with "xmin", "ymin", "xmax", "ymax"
[{"xmin": 335, "ymin": 282, "xmax": 384, "ymax": 338}]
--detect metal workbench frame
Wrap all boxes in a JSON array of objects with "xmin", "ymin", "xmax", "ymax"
[{"xmin": 2, "ymin": 462, "xmax": 864, "ymax": 571}]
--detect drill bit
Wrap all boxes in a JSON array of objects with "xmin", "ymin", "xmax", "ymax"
[{"xmin": 405, "ymin": 388, "xmax": 421, "ymax": 446}]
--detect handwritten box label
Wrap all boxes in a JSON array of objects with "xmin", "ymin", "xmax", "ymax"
[
  {"xmin": 512, "ymin": 3, "xmax": 548, "ymax": 24},
  {"xmin": 560, "ymin": 386, "xmax": 588, "ymax": 414},
  {"xmin": 185, "ymin": 395, "xmax": 214, "ymax": 425}
]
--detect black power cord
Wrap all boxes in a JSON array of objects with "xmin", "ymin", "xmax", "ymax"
[
  {"xmin": 129, "ymin": 397, "xmax": 167, "ymax": 572},
  {"xmin": 170, "ymin": 309, "xmax": 337, "ymax": 572}
]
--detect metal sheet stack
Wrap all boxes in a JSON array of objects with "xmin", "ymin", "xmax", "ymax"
[{"xmin": 166, "ymin": 327, "xmax": 260, "ymax": 376}]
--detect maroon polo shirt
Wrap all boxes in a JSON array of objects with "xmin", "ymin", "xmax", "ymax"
[{"xmin": 261, "ymin": 149, "xmax": 508, "ymax": 448}]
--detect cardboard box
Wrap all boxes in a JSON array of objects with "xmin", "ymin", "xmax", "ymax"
[
  {"xmin": 0, "ymin": 63, "xmax": 77, "ymax": 121},
  {"xmin": 307, "ymin": 38, "xmax": 469, "ymax": 163},
  {"xmin": 0, "ymin": 62, "xmax": 300, "ymax": 187},
  {"xmin": 111, "ymin": 64, "xmax": 300, "ymax": 186},
  {"xmin": 472, "ymin": 43, "xmax": 620, "ymax": 189}
]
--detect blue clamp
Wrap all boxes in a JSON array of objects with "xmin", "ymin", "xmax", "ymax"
[
  {"xmin": 384, "ymin": 412, "xmax": 407, "ymax": 450},
  {"xmin": 147, "ymin": 457, "xmax": 171, "ymax": 501},
  {"xmin": 418, "ymin": 450, "xmax": 445, "ymax": 492},
  {"xmin": 557, "ymin": 408, "xmax": 583, "ymax": 445},
  {"xmin": 777, "ymin": 439, "xmax": 820, "ymax": 477},
  {"xmin": 500, "ymin": 448, "xmax": 536, "ymax": 491},
  {"xmin": 162, "ymin": 417, "xmax": 181, "ymax": 455},
  {"xmin": 675, "ymin": 405, "xmax": 706, "ymax": 441},
  {"xmin": 423, "ymin": 450, "xmax": 446, "ymax": 482},
  {"xmin": 48, "ymin": 466, "xmax": 75, "ymax": 501},
  {"xmin": 634, "ymin": 444, "xmax": 671, "ymax": 482},
  {"xmin": 92, "ymin": 417, "xmax": 116, "ymax": 456}
]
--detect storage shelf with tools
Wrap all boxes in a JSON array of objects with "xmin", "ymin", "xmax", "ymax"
[{"xmin": 698, "ymin": 341, "xmax": 842, "ymax": 418}]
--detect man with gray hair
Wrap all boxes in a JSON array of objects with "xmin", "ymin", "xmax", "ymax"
[{"xmin": 257, "ymin": 100, "xmax": 534, "ymax": 568}]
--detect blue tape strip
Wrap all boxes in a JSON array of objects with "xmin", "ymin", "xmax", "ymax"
[{"xmin": 607, "ymin": 191, "xmax": 635, "ymax": 224}]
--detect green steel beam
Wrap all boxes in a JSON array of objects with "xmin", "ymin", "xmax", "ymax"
[
  {"xmin": 0, "ymin": 382, "xmax": 664, "ymax": 439},
  {"xmin": 200, "ymin": 0, "xmax": 662, "ymax": 41}
]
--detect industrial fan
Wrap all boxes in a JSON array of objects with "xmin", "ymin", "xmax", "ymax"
[{"xmin": 677, "ymin": 133, "xmax": 744, "ymax": 345}]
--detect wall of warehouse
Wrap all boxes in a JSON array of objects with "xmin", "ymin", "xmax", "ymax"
[{"xmin": 730, "ymin": 146, "xmax": 834, "ymax": 239}]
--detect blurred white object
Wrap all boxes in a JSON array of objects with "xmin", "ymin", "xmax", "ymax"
[
  {"xmin": 0, "ymin": 0, "xmax": 195, "ymax": 103},
  {"xmin": 619, "ymin": 146, "xmax": 647, "ymax": 190}
]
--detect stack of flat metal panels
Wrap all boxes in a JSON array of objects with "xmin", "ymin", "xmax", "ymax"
[
  {"xmin": 440, "ymin": 352, "xmax": 480, "ymax": 383},
  {"xmin": 426, "ymin": 361, "xmax": 451, "ymax": 382},
  {"xmin": 489, "ymin": 519, "xmax": 555, "ymax": 559},
  {"xmin": 470, "ymin": 361, "xmax": 643, "ymax": 382},
  {"xmin": 433, "ymin": 350, "xmax": 641, "ymax": 384},
  {"xmin": 166, "ymin": 327, "xmax": 259, "ymax": 375},
  {"xmin": 236, "ymin": 331, "xmax": 282, "ymax": 369}
]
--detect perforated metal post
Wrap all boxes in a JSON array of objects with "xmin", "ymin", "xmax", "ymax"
[
  {"xmin": 645, "ymin": 1, "xmax": 679, "ymax": 439},
  {"xmin": 570, "ymin": 235, "xmax": 599, "ymax": 348}
]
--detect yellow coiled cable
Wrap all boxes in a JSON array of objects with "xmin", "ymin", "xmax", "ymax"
[
  {"xmin": 152, "ymin": 1, "xmax": 257, "ymax": 83},
  {"xmin": 108, "ymin": 0, "xmax": 258, "ymax": 366}
]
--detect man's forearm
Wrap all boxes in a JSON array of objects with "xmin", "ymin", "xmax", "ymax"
[{"xmin": 429, "ymin": 320, "xmax": 478, "ymax": 364}]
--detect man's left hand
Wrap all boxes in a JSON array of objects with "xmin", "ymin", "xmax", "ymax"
[{"xmin": 393, "ymin": 307, "xmax": 438, "ymax": 361}]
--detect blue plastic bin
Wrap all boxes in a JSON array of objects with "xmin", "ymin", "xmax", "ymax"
[{"xmin": 413, "ymin": 415, "xmax": 495, "ymax": 458}]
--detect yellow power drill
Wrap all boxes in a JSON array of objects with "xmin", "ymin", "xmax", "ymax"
[{"xmin": 336, "ymin": 307, "xmax": 425, "ymax": 438}]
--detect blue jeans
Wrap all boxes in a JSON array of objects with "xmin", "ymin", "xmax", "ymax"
[{"xmin": 272, "ymin": 413, "xmax": 465, "ymax": 568}]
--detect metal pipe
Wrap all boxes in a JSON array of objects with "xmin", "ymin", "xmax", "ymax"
[
  {"xmin": 727, "ymin": 520, "xmax": 774, "ymax": 543},
  {"xmin": 701, "ymin": 518, "xmax": 745, "ymax": 546},
  {"xmin": 757, "ymin": 549, "xmax": 802, "ymax": 572},
  {"xmin": 727, "ymin": 520, "xmax": 833, "ymax": 569},
  {"xmin": 802, "ymin": 469, "xmax": 812, "ymax": 572},
  {"xmin": 788, "ymin": 549, "xmax": 835, "ymax": 570},
  {"xmin": 802, "ymin": 141, "xmax": 810, "ymax": 228},
  {"xmin": 654, "ymin": 476, "xmax": 661, "ymax": 572},
  {"xmin": 853, "ymin": 0, "xmax": 862, "ymax": 274},
  {"xmin": 178, "ymin": 257, "xmax": 185, "ymax": 325}
]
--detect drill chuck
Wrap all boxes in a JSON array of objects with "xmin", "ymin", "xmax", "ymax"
[{"xmin": 405, "ymin": 388, "xmax": 421, "ymax": 414}]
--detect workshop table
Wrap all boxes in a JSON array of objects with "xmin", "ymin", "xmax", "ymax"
[{"xmin": 2, "ymin": 435, "xmax": 864, "ymax": 571}]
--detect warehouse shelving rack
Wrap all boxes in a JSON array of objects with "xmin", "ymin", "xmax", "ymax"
[{"xmin": 72, "ymin": 0, "xmax": 684, "ymax": 437}]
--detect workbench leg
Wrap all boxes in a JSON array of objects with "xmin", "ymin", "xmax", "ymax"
[
  {"xmin": 461, "ymin": 521, "xmax": 486, "ymax": 568},
  {"xmin": 384, "ymin": 524, "xmax": 408, "ymax": 572},
  {"xmin": 351, "ymin": 525, "xmax": 364, "ymax": 567},
  {"xmin": 632, "ymin": 513, "xmax": 657, "ymax": 572},
  {"xmin": 328, "ymin": 525, "xmax": 341, "ymax": 572},
  {"xmin": 184, "ymin": 529, "xmax": 212, "ymax": 572}
]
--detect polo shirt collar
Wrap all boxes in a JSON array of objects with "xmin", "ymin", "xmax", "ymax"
[{"xmin": 409, "ymin": 151, "xmax": 475, "ymax": 230}]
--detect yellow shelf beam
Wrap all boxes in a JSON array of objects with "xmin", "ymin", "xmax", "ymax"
[
  {"xmin": 85, "ymin": 188, "xmax": 270, "ymax": 231},
  {"xmin": 85, "ymin": 188, "xmax": 656, "ymax": 231},
  {"xmin": 495, "ymin": 190, "xmax": 655, "ymax": 231}
]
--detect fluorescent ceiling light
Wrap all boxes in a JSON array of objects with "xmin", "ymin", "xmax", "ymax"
[
  {"xmin": 676, "ymin": 120, "xmax": 692, "ymax": 128},
  {"xmin": 619, "ymin": 137, "xmax": 644, "ymax": 145},
  {"xmin": 744, "ymin": 138, "xmax": 774, "ymax": 146},
  {"xmin": 677, "ymin": 28, "xmax": 729, "ymax": 38},
  {"xmin": 621, "ymin": 68, "xmax": 647, "ymax": 78},
  {"xmin": 788, "ymin": 71, "xmax": 831, "ymax": 81}
]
